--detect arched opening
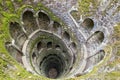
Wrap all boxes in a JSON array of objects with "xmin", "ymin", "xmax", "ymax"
[
  {"xmin": 97, "ymin": 50, "xmax": 105, "ymax": 61},
  {"xmin": 70, "ymin": 42, "xmax": 77, "ymax": 52},
  {"xmin": 40, "ymin": 54, "xmax": 65, "ymax": 79},
  {"xmin": 37, "ymin": 41, "xmax": 42, "ymax": 51},
  {"xmin": 47, "ymin": 42, "xmax": 52, "ymax": 48},
  {"xmin": 63, "ymin": 31, "xmax": 70, "ymax": 41},
  {"xmin": 38, "ymin": 12, "xmax": 50, "ymax": 30},
  {"xmin": 22, "ymin": 10, "xmax": 38, "ymax": 34},
  {"xmin": 87, "ymin": 31, "xmax": 104, "ymax": 45},
  {"xmin": 55, "ymin": 45, "xmax": 61, "ymax": 50},
  {"xmin": 53, "ymin": 22, "xmax": 62, "ymax": 35},
  {"xmin": 94, "ymin": 31, "xmax": 104, "ymax": 43},
  {"xmin": 85, "ymin": 50, "xmax": 105, "ymax": 70},
  {"xmin": 9, "ymin": 22, "xmax": 27, "ymax": 48},
  {"xmin": 48, "ymin": 68, "xmax": 58, "ymax": 78},
  {"xmin": 32, "ymin": 52, "xmax": 36, "ymax": 59},
  {"xmin": 86, "ymin": 31, "xmax": 105, "ymax": 55},
  {"xmin": 81, "ymin": 18, "xmax": 94, "ymax": 30},
  {"xmin": 9, "ymin": 22, "xmax": 22, "ymax": 40}
]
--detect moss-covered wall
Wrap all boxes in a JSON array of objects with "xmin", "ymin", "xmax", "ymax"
[
  {"xmin": 0, "ymin": 1, "xmax": 60, "ymax": 80},
  {"xmin": 0, "ymin": 0, "xmax": 120, "ymax": 80}
]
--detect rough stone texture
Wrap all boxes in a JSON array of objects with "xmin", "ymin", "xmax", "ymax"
[{"xmin": 0, "ymin": 0, "xmax": 120, "ymax": 80}]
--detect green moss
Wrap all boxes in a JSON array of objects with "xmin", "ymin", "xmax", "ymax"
[
  {"xmin": 5, "ymin": 1, "xmax": 15, "ymax": 13},
  {"xmin": 0, "ymin": 2, "xmax": 44, "ymax": 80},
  {"xmin": 0, "ymin": 1, "xmax": 15, "ymax": 14},
  {"xmin": 36, "ymin": 3, "xmax": 63, "ymax": 23},
  {"xmin": 0, "ymin": 16, "xmax": 19, "ymax": 42},
  {"xmin": 113, "ymin": 23, "xmax": 120, "ymax": 39},
  {"xmin": 105, "ymin": 71, "xmax": 120, "ymax": 80},
  {"xmin": 0, "ymin": 1, "xmax": 119, "ymax": 80},
  {"xmin": 16, "ymin": 3, "xmax": 63, "ymax": 26},
  {"xmin": 73, "ymin": 45, "xmax": 113, "ymax": 80},
  {"xmin": 112, "ymin": 41, "xmax": 120, "ymax": 57},
  {"xmin": 0, "ymin": 1, "xmax": 71, "ymax": 80},
  {"xmin": 18, "ymin": 0, "xmax": 22, "ymax": 2},
  {"xmin": 71, "ymin": 0, "xmax": 99, "ymax": 20},
  {"xmin": 0, "ymin": 2, "xmax": 64, "ymax": 79},
  {"xmin": 16, "ymin": 5, "xmax": 33, "ymax": 18},
  {"xmin": 108, "ymin": 58, "xmax": 120, "ymax": 68},
  {"xmin": 112, "ymin": 23, "xmax": 120, "ymax": 56},
  {"xmin": 78, "ymin": 0, "xmax": 98, "ymax": 17},
  {"xmin": 0, "ymin": 47, "xmax": 49, "ymax": 80}
]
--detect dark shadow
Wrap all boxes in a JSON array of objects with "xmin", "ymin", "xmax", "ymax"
[
  {"xmin": 37, "ymin": 41, "xmax": 42, "ymax": 51},
  {"xmin": 63, "ymin": 31, "xmax": 70, "ymax": 41},
  {"xmin": 22, "ymin": 10, "xmax": 38, "ymax": 34},
  {"xmin": 81, "ymin": 18, "xmax": 94, "ymax": 30},
  {"xmin": 47, "ymin": 42, "xmax": 52, "ymax": 48},
  {"xmin": 38, "ymin": 12, "xmax": 50, "ymax": 30}
]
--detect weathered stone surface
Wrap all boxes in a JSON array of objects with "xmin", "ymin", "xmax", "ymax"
[{"xmin": 0, "ymin": 0, "xmax": 120, "ymax": 80}]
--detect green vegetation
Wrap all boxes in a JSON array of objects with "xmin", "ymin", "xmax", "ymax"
[
  {"xmin": 0, "ymin": 1, "xmax": 56, "ymax": 80},
  {"xmin": 71, "ymin": 0, "xmax": 99, "ymax": 20},
  {"xmin": 0, "ymin": 0, "xmax": 120, "ymax": 80}
]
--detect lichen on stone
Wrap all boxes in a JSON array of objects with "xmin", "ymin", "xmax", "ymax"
[{"xmin": 0, "ymin": 0, "xmax": 120, "ymax": 80}]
